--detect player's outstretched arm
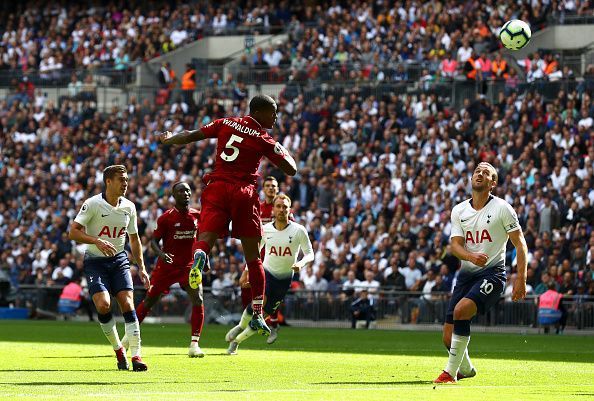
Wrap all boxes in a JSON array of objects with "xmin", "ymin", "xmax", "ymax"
[
  {"xmin": 277, "ymin": 152, "xmax": 297, "ymax": 176},
  {"xmin": 129, "ymin": 233, "xmax": 150, "ymax": 288},
  {"xmin": 159, "ymin": 129, "xmax": 206, "ymax": 146},
  {"xmin": 68, "ymin": 221, "xmax": 117, "ymax": 257},
  {"xmin": 450, "ymin": 236, "xmax": 488, "ymax": 267},
  {"xmin": 509, "ymin": 229, "xmax": 528, "ymax": 301}
]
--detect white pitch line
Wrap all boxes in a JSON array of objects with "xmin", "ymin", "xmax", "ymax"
[{"xmin": 2, "ymin": 383, "xmax": 594, "ymax": 399}]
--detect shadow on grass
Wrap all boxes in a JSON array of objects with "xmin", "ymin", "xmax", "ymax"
[{"xmin": 4, "ymin": 321, "xmax": 593, "ymax": 363}]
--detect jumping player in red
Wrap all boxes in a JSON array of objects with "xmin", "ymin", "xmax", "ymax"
[
  {"xmin": 121, "ymin": 182, "xmax": 205, "ymax": 357},
  {"xmin": 159, "ymin": 95, "xmax": 297, "ymax": 336}
]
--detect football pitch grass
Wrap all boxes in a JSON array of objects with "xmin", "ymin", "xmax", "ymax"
[{"xmin": 0, "ymin": 321, "xmax": 593, "ymax": 400}]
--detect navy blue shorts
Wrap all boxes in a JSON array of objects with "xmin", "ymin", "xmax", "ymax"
[
  {"xmin": 445, "ymin": 268, "xmax": 505, "ymax": 324},
  {"xmin": 84, "ymin": 251, "xmax": 133, "ymax": 296},
  {"xmin": 263, "ymin": 270, "xmax": 292, "ymax": 316}
]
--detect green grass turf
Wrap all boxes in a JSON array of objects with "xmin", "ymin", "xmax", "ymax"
[{"xmin": 0, "ymin": 321, "xmax": 593, "ymax": 401}]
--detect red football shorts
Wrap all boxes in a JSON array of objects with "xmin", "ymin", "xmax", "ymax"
[
  {"xmin": 199, "ymin": 180, "xmax": 262, "ymax": 238},
  {"xmin": 147, "ymin": 264, "xmax": 191, "ymax": 298}
]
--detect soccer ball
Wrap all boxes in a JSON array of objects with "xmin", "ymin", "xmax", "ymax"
[{"xmin": 499, "ymin": 20, "xmax": 531, "ymax": 51}]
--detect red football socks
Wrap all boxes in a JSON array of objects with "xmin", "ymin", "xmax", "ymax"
[
  {"xmin": 136, "ymin": 300, "xmax": 148, "ymax": 324},
  {"xmin": 191, "ymin": 305, "xmax": 204, "ymax": 337},
  {"xmin": 246, "ymin": 259, "xmax": 265, "ymax": 314},
  {"xmin": 195, "ymin": 241, "xmax": 211, "ymax": 256},
  {"xmin": 268, "ymin": 311, "xmax": 279, "ymax": 328},
  {"xmin": 241, "ymin": 287, "xmax": 252, "ymax": 309}
]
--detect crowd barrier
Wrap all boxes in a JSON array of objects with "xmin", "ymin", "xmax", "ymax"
[{"xmin": 9, "ymin": 284, "xmax": 594, "ymax": 331}]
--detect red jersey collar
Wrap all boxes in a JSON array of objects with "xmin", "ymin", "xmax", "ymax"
[{"xmin": 245, "ymin": 115, "xmax": 264, "ymax": 130}]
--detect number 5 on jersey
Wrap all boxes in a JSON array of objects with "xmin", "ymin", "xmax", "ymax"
[{"xmin": 221, "ymin": 134, "xmax": 244, "ymax": 162}]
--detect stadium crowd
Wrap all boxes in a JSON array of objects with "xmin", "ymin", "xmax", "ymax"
[
  {"xmin": 1, "ymin": 0, "xmax": 592, "ymax": 85},
  {"xmin": 0, "ymin": 0, "xmax": 293, "ymax": 83},
  {"xmin": 0, "ymin": 1, "xmax": 593, "ymax": 322}
]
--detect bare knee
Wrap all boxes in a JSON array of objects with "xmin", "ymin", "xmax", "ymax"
[
  {"xmin": 453, "ymin": 299, "xmax": 477, "ymax": 321},
  {"xmin": 115, "ymin": 291, "xmax": 134, "ymax": 313},
  {"xmin": 94, "ymin": 299, "xmax": 111, "ymax": 315}
]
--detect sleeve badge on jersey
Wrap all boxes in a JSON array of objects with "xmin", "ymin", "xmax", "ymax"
[
  {"xmin": 81, "ymin": 203, "xmax": 88, "ymax": 213},
  {"xmin": 506, "ymin": 222, "xmax": 518, "ymax": 231}
]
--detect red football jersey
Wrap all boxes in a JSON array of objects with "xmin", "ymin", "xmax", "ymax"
[
  {"xmin": 200, "ymin": 116, "xmax": 287, "ymax": 185},
  {"xmin": 260, "ymin": 200, "xmax": 274, "ymax": 224},
  {"xmin": 153, "ymin": 207, "xmax": 200, "ymax": 268}
]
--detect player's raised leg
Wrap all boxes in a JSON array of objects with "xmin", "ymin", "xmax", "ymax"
[
  {"xmin": 92, "ymin": 291, "xmax": 128, "ymax": 370},
  {"xmin": 186, "ymin": 284, "xmax": 205, "ymax": 357},
  {"xmin": 189, "ymin": 232, "xmax": 217, "ymax": 289},
  {"xmin": 226, "ymin": 303, "xmax": 262, "ymax": 354}
]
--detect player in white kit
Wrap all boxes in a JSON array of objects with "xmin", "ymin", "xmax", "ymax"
[
  {"xmin": 434, "ymin": 162, "xmax": 528, "ymax": 384},
  {"xmin": 225, "ymin": 194, "xmax": 314, "ymax": 354},
  {"xmin": 68, "ymin": 165, "xmax": 150, "ymax": 371}
]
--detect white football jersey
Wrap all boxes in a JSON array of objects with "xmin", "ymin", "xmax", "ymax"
[
  {"xmin": 74, "ymin": 193, "xmax": 139, "ymax": 257},
  {"xmin": 450, "ymin": 195, "xmax": 520, "ymax": 274},
  {"xmin": 260, "ymin": 221, "xmax": 314, "ymax": 279}
]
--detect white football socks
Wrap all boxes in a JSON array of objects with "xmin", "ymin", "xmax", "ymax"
[
  {"xmin": 459, "ymin": 349, "xmax": 475, "ymax": 375},
  {"xmin": 235, "ymin": 327, "xmax": 257, "ymax": 344},
  {"xmin": 239, "ymin": 308, "xmax": 252, "ymax": 329},
  {"xmin": 99, "ymin": 318, "xmax": 122, "ymax": 351},
  {"xmin": 445, "ymin": 334, "xmax": 470, "ymax": 377},
  {"xmin": 125, "ymin": 320, "xmax": 141, "ymax": 358}
]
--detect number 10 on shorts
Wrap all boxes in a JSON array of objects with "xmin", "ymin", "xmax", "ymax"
[{"xmin": 480, "ymin": 279, "xmax": 494, "ymax": 295}]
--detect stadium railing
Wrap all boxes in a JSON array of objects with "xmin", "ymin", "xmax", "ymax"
[
  {"xmin": 0, "ymin": 68, "xmax": 134, "ymax": 88},
  {"xmin": 11, "ymin": 285, "xmax": 594, "ymax": 331},
  {"xmin": 549, "ymin": 13, "xmax": 594, "ymax": 25},
  {"xmin": 198, "ymin": 24, "xmax": 287, "ymax": 36}
]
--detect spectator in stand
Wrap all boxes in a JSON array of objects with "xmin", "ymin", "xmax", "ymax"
[{"xmin": 350, "ymin": 289, "xmax": 376, "ymax": 329}]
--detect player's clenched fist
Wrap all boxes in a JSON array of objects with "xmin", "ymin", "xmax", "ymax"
[
  {"xmin": 470, "ymin": 252, "xmax": 488, "ymax": 267},
  {"xmin": 94, "ymin": 238, "xmax": 117, "ymax": 257}
]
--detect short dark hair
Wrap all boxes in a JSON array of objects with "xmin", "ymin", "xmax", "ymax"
[
  {"xmin": 249, "ymin": 94, "xmax": 275, "ymax": 114},
  {"xmin": 264, "ymin": 176, "xmax": 278, "ymax": 183},
  {"xmin": 172, "ymin": 181, "xmax": 189, "ymax": 192},
  {"xmin": 103, "ymin": 165, "xmax": 127, "ymax": 182}
]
